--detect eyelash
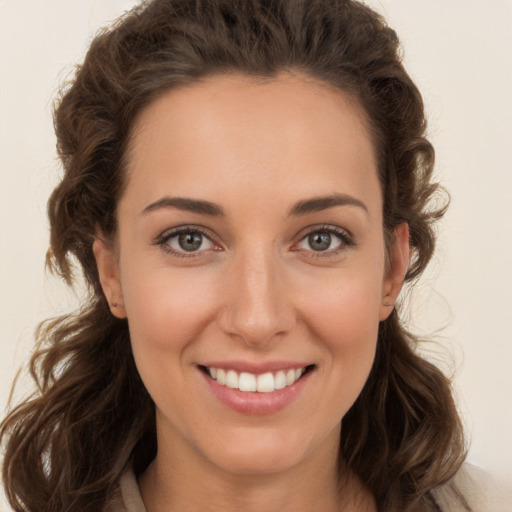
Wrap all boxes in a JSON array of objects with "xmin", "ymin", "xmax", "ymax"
[
  {"xmin": 154, "ymin": 224, "xmax": 355, "ymax": 259},
  {"xmin": 293, "ymin": 224, "xmax": 355, "ymax": 259},
  {"xmin": 154, "ymin": 226, "xmax": 220, "ymax": 259}
]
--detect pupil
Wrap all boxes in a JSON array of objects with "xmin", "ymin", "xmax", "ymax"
[
  {"xmin": 309, "ymin": 232, "xmax": 331, "ymax": 251},
  {"xmin": 179, "ymin": 232, "xmax": 202, "ymax": 251}
]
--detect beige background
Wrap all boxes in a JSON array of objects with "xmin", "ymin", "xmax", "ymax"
[{"xmin": 1, "ymin": 0, "xmax": 511, "ymax": 504}]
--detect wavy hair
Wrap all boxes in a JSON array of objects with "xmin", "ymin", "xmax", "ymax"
[{"xmin": 1, "ymin": 1, "xmax": 467, "ymax": 510}]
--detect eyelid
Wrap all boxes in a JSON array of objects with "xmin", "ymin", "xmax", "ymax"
[
  {"xmin": 292, "ymin": 224, "xmax": 355, "ymax": 256},
  {"xmin": 154, "ymin": 225, "xmax": 221, "ymax": 258},
  {"xmin": 154, "ymin": 223, "xmax": 355, "ymax": 259}
]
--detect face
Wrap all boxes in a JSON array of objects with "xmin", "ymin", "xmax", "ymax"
[{"xmin": 94, "ymin": 73, "xmax": 408, "ymax": 477}]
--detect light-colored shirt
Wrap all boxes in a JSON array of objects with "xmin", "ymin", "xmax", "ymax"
[{"xmin": 104, "ymin": 463, "xmax": 511, "ymax": 512}]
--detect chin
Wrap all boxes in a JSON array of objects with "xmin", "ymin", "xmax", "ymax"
[
  {"xmin": 210, "ymin": 446, "xmax": 306, "ymax": 476},
  {"xmin": 201, "ymin": 425, "xmax": 333, "ymax": 476}
]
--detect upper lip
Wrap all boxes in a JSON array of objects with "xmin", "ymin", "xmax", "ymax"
[{"xmin": 199, "ymin": 361, "xmax": 313, "ymax": 374}]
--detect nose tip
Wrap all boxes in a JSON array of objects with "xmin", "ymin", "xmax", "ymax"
[{"xmin": 217, "ymin": 253, "xmax": 295, "ymax": 348}]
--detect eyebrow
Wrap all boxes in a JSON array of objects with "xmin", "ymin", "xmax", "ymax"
[
  {"xmin": 141, "ymin": 196, "xmax": 226, "ymax": 217},
  {"xmin": 140, "ymin": 193, "xmax": 368, "ymax": 218},
  {"xmin": 287, "ymin": 193, "xmax": 368, "ymax": 216}
]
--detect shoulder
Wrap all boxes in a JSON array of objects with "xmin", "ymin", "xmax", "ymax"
[
  {"xmin": 104, "ymin": 464, "xmax": 146, "ymax": 512},
  {"xmin": 432, "ymin": 463, "xmax": 512, "ymax": 512}
]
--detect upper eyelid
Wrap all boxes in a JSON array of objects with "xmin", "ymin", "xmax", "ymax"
[
  {"xmin": 155, "ymin": 225, "xmax": 220, "ymax": 255},
  {"xmin": 157, "ymin": 225, "xmax": 216, "ymax": 242},
  {"xmin": 292, "ymin": 225, "xmax": 355, "ymax": 255},
  {"xmin": 153, "ymin": 226, "xmax": 222, "ymax": 261},
  {"xmin": 155, "ymin": 223, "xmax": 353, "ymax": 253},
  {"xmin": 295, "ymin": 224, "xmax": 353, "ymax": 242}
]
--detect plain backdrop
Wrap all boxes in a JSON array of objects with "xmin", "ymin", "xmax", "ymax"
[{"xmin": 1, "ymin": 0, "xmax": 511, "ymax": 505}]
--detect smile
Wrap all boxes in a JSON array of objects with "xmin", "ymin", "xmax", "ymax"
[
  {"xmin": 199, "ymin": 363, "xmax": 315, "ymax": 414},
  {"xmin": 205, "ymin": 366, "xmax": 308, "ymax": 393}
]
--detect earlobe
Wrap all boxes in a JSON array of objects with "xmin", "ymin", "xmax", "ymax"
[
  {"xmin": 379, "ymin": 223, "xmax": 410, "ymax": 321},
  {"xmin": 92, "ymin": 238, "xmax": 127, "ymax": 319}
]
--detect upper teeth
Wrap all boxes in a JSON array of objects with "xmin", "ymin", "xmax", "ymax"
[{"xmin": 208, "ymin": 367, "xmax": 305, "ymax": 393}]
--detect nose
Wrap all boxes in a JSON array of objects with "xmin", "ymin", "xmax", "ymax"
[{"xmin": 217, "ymin": 247, "xmax": 296, "ymax": 348}]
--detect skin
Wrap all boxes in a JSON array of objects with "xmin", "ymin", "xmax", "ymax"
[{"xmin": 94, "ymin": 72, "xmax": 409, "ymax": 512}]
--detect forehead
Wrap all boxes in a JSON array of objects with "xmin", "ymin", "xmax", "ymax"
[{"xmin": 122, "ymin": 72, "xmax": 381, "ymax": 218}]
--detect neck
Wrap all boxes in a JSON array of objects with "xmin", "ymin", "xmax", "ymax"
[{"xmin": 138, "ymin": 427, "xmax": 376, "ymax": 512}]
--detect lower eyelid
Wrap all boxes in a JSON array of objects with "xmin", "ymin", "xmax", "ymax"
[
  {"xmin": 168, "ymin": 233, "xmax": 214, "ymax": 251},
  {"xmin": 155, "ymin": 225, "xmax": 353, "ymax": 258},
  {"xmin": 156, "ymin": 227, "xmax": 219, "ymax": 255}
]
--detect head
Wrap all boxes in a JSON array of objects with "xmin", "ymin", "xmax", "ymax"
[
  {"xmin": 91, "ymin": 69, "xmax": 412, "ymax": 485},
  {"xmin": 4, "ymin": 1, "xmax": 463, "ymax": 511}
]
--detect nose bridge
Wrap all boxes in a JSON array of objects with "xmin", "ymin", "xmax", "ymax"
[{"xmin": 219, "ymin": 244, "xmax": 294, "ymax": 346}]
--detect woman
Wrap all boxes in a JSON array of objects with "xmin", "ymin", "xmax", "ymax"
[{"xmin": 0, "ymin": 0, "xmax": 502, "ymax": 511}]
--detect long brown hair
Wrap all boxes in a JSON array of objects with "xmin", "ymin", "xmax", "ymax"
[{"xmin": 1, "ymin": 1, "xmax": 467, "ymax": 510}]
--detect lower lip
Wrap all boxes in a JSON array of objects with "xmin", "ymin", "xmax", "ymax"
[{"xmin": 201, "ymin": 369, "xmax": 312, "ymax": 415}]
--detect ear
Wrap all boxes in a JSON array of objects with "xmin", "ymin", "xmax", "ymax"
[
  {"xmin": 379, "ymin": 223, "xmax": 410, "ymax": 321},
  {"xmin": 92, "ymin": 237, "xmax": 127, "ymax": 319}
]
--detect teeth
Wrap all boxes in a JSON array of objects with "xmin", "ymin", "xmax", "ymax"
[
  {"xmin": 256, "ymin": 372, "xmax": 274, "ymax": 393},
  {"xmin": 207, "ymin": 366, "xmax": 307, "ymax": 393},
  {"xmin": 274, "ymin": 370, "xmax": 286, "ymax": 390},
  {"xmin": 216, "ymin": 368, "xmax": 226, "ymax": 385},
  {"xmin": 225, "ymin": 370, "xmax": 239, "ymax": 389},
  {"xmin": 239, "ymin": 372, "xmax": 257, "ymax": 392}
]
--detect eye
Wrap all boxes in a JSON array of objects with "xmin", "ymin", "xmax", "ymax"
[
  {"xmin": 156, "ymin": 227, "xmax": 217, "ymax": 257},
  {"xmin": 172, "ymin": 232, "xmax": 210, "ymax": 252},
  {"xmin": 295, "ymin": 226, "xmax": 354, "ymax": 255},
  {"xmin": 303, "ymin": 232, "xmax": 335, "ymax": 252}
]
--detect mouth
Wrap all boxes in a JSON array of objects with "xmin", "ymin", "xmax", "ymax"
[{"xmin": 199, "ymin": 364, "xmax": 315, "ymax": 393}]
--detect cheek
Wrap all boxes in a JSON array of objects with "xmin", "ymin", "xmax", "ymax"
[
  {"xmin": 294, "ymin": 264, "xmax": 384, "ymax": 401},
  {"xmin": 120, "ymin": 262, "xmax": 222, "ymax": 363},
  {"xmin": 296, "ymin": 259, "xmax": 384, "ymax": 343},
  {"xmin": 313, "ymin": 286, "xmax": 380, "ymax": 377},
  {"xmin": 121, "ymin": 267, "xmax": 222, "ymax": 416}
]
